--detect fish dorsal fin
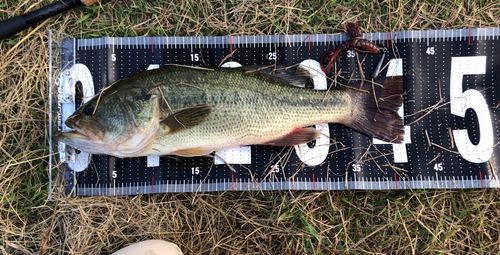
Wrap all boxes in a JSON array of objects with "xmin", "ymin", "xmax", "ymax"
[
  {"xmin": 161, "ymin": 104, "xmax": 212, "ymax": 134},
  {"xmin": 239, "ymin": 65, "xmax": 313, "ymax": 87}
]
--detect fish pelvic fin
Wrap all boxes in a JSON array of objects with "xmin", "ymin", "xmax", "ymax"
[
  {"xmin": 173, "ymin": 147, "xmax": 211, "ymax": 157},
  {"xmin": 345, "ymin": 76, "xmax": 404, "ymax": 143},
  {"xmin": 264, "ymin": 127, "xmax": 321, "ymax": 146},
  {"xmin": 161, "ymin": 104, "xmax": 212, "ymax": 134}
]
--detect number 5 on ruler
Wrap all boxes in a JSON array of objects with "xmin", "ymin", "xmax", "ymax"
[{"xmin": 450, "ymin": 56, "xmax": 493, "ymax": 163}]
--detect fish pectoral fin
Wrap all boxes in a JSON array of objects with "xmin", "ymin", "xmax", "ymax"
[
  {"xmin": 160, "ymin": 104, "xmax": 212, "ymax": 134},
  {"xmin": 173, "ymin": 147, "xmax": 210, "ymax": 157},
  {"xmin": 264, "ymin": 127, "xmax": 320, "ymax": 146}
]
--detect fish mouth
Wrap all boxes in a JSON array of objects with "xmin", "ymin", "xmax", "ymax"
[
  {"xmin": 63, "ymin": 117, "xmax": 105, "ymax": 141},
  {"xmin": 55, "ymin": 130, "xmax": 88, "ymax": 141}
]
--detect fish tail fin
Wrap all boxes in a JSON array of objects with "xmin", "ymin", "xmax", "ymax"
[{"xmin": 344, "ymin": 76, "xmax": 404, "ymax": 143}]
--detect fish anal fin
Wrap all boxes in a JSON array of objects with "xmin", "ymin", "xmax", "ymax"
[
  {"xmin": 173, "ymin": 147, "xmax": 210, "ymax": 157},
  {"xmin": 161, "ymin": 105, "xmax": 212, "ymax": 134},
  {"xmin": 265, "ymin": 127, "xmax": 320, "ymax": 146}
]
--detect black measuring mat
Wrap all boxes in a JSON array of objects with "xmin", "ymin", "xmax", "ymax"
[{"xmin": 55, "ymin": 29, "xmax": 500, "ymax": 196}]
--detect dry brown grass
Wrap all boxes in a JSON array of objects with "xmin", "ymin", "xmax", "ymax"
[{"xmin": 1, "ymin": 0, "xmax": 500, "ymax": 254}]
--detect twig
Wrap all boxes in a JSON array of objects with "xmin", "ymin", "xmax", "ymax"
[
  {"xmin": 450, "ymin": 177, "xmax": 459, "ymax": 188},
  {"xmin": 194, "ymin": 160, "xmax": 214, "ymax": 194},
  {"xmin": 488, "ymin": 160, "xmax": 498, "ymax": 181},
  {"xmin": 157, "ymin": 87, "xmax": 174, "ymax": 114},
  {"xmin": 355, "ymin": 51, "xmax": 365, "ymax": 79},
  {"xmin": 431, "ymin": 142, "xmax": 460, "ymax": 155},
  {"xmin": 425, "ymin": 130, "xmax": 431, "ymax": 151},
  {"xmin": 39, "ymin": 200, "xmax": 59, "ymax": 255},
  {"xmin": 213, "ymin": 153, "xmax": 237, "ymax": 173},
  {"xmin": 448, "ymin": 127, "xmax": 455, "ymax": 149},
  {"xmin": 218, "ymin": 49, "xmax": 239, "ymax": 67},
  {"xmin": 323, "ymin": 68, "xmax": 342, "ymax": 102},
  {"xmin": 427, "ymin": 153, "xmax": 441, "ymax": 165}
]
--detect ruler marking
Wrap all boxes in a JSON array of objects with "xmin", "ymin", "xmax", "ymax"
[
  {"xmin": 468, "ymin": 28, "xmax": 471, "ymax": 45},
  {"xmin": 386, "ymin": 31, "xmax": 389, "ymax": 48},
  {"xmin": 436, "ymin": 172, "xmax": 439, "ymax": 188},
  {"xmin": 312, "ymin": 173, "xmax": 315, "ymax": 190},
  {"xmin": 308, "ymin": 34, "xmax": 311, "ymax": 50},
  {"xmin": 393, "ymin": 173, "xmax": 397, "ymax": 189},
  {"xmin": 480, "ymin": 171, "xmax": 483, "ymax": 188},
  {"xmin": 354, "ymin": 173, "xmax": 357, "ymax": 189},
  {"xmin": 151, "ymin": 37, "xmax": 154, "ymax": 53}
]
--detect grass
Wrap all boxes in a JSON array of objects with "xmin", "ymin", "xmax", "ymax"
[{"xmin": 1, "ymin": 0, "xmax": 500, "ymax": 254}]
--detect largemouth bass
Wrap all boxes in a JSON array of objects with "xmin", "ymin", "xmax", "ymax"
[{"xmin": 56, "ymin": 65, "xmax": 404, "ymax": 158}]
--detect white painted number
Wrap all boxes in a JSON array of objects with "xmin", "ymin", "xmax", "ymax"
[
  {"xmin": 450, "ymin": 56, "xmax": 493, "ymax": 163},
  {"xmin": 190, "ymin": 53, "xmax": 200, "ymax": 61},
  {"xmin": 272, "ymin": 164, "xmax": 280, "ymax": 173},
  {"xmin": 426, "ymin": 47, "xmax": 436, "ymax": 55},
  {"xmin": 347, "ymin": 50, "xmax": 355, "ymax": 58},
  {"xmin": 352, "ymin": 164, "xmax": 362, "ymax": 172},
  {"xmin": 434, "ymin": 163, "xmax": 443, "ymax": 171},
  {"xmin": 267, "ymin": 52, "xmax": 277, "ymax": 60},
  {"xmin": 191, "ymin": 167, "xmax": 200, "ymax": 175},
  {"xmin": 111, "ymin": 53, "xmax": 116, "ymax": 62},
  {"xmin": 112, "ymin": 170, "xmax": 117, "ymax": 178}
]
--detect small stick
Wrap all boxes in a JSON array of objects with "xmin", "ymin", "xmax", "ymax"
[
  {"xmin": 427, "ymin": 153, "xmax": 441, "ymax": 165},
  {"xmin": 213, "ymin": 153, "xmax": 237, "ymax": 173},
  {"xmin": 448, "ymin": 127, "xmax": 455, "ymax": 149}
]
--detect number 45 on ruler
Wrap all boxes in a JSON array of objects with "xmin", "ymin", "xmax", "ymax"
[{"xmin": 375, "ymin": 56, "xmax": 494, "ymax": 165}]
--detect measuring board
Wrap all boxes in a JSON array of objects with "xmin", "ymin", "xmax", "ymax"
[{"xmin": 48, "ymin": 28, "xmax": 500, "ymax": 197}]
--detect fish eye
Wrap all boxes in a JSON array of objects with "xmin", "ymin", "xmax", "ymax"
[
  {"xmin": 84, "ymin": 104, "xmax": 95, "ymax": 115},
  {"xmin": 304, "ymin": 78, "xmax": 315, "ymax": 89}
]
